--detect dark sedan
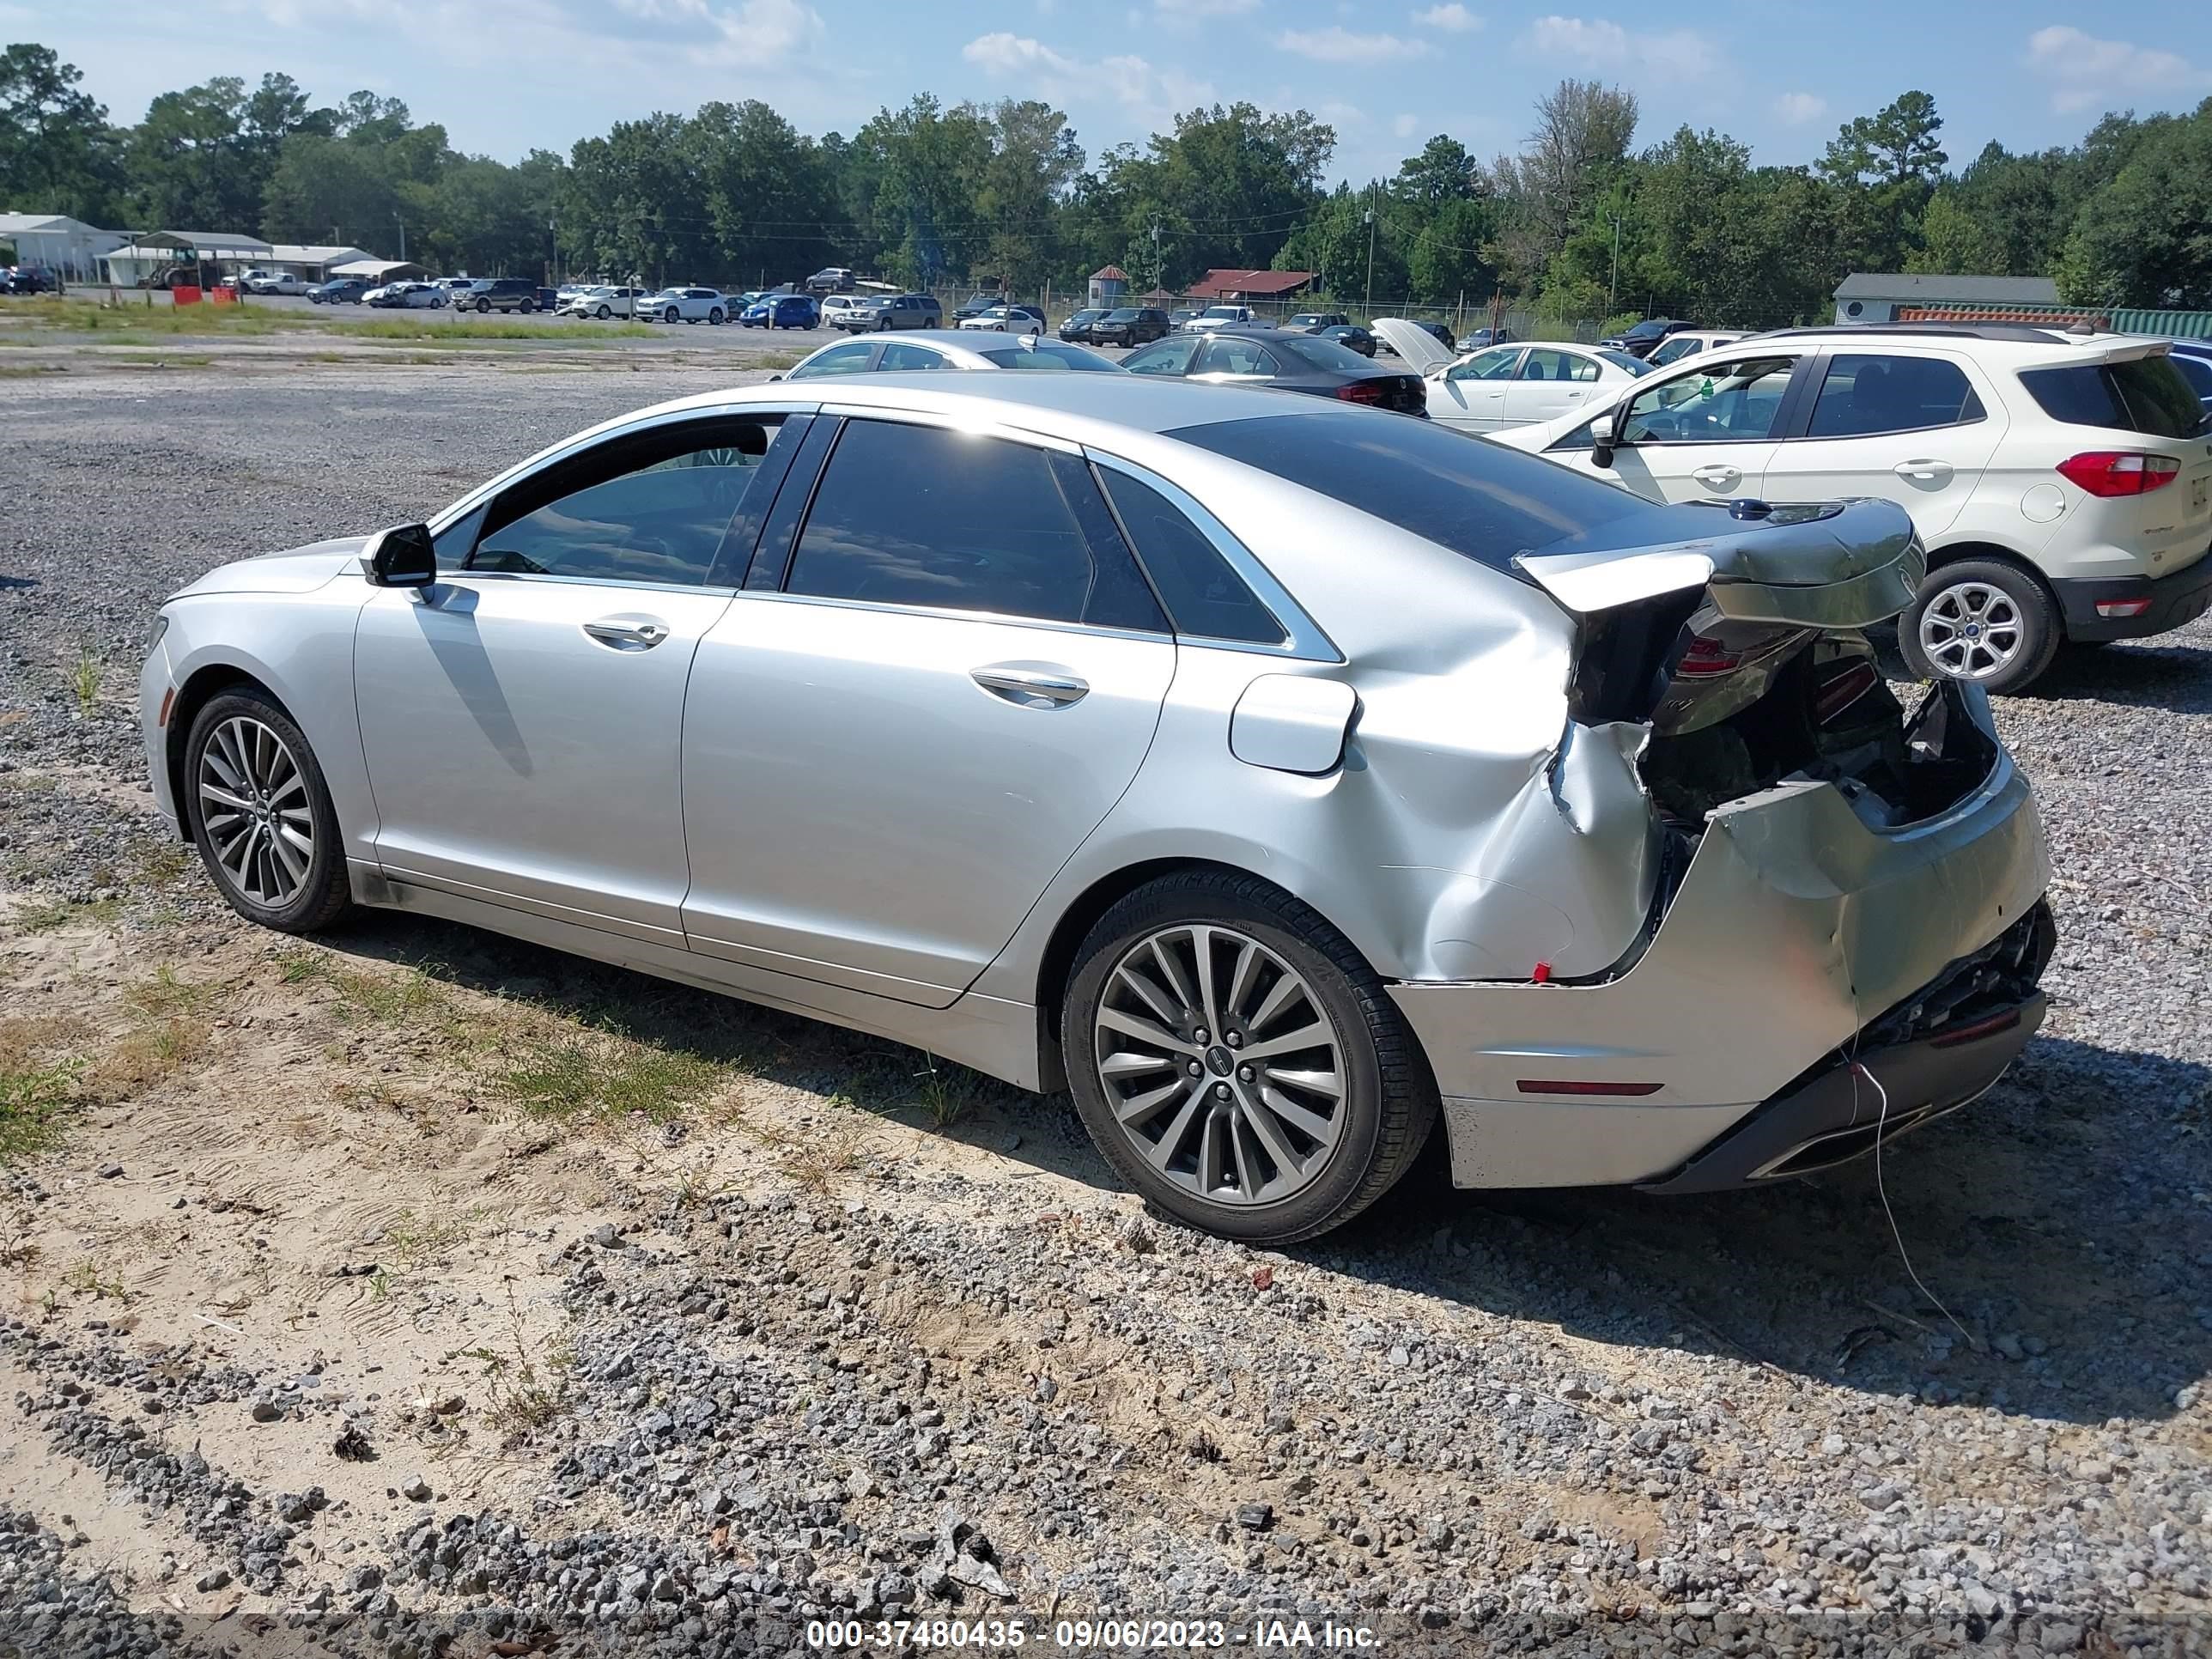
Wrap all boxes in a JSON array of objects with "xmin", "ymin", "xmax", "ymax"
[
  {"xmin": 1316, "ymin": 323, "xmax": 1376, "ymax": 356},
  {"xmin": 1117, "ymin": 326, "xmax": 1425, "ymax": 414},
  {"xmin": 1599, "ymin": 317, "xmax": 1696, "ymax": 357},
  {"xmin": 1090, "ymin": 306, "xmax": 1171, "ymax": 347},
  {"xmin": 308, "ymin": 279, "xmax": 369, "ymax": 305},
  {"xmin": 1060, "ymin": 307, "xmax": 1106, "ymax": 343}
]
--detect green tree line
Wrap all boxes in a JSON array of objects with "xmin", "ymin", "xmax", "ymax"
[{"xmin": 4, "ymin": 40, "xmax": 2209, "ymax": 319}]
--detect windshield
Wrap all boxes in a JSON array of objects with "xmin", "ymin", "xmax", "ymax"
[
  {"xmin": 1598, "ymin": 349, "xmax": 1652, "ymax": 374},
  {"xmin": 1105, "ymin": 309, "xmax": 1139, "ymax": 321},
  {"xmin": 1170, "ymin": 409, "xmax": 1649, "ymax": 575},
  {"xmin": 1202, "ymin": 306, "xmax": 1243, "ymax": 319}
]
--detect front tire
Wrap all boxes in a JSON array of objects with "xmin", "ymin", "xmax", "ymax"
[
  {"xmin": 1061, "ymin": 871, "xmax": 1437, "ymax": 1245},
  {"xmin": 184, "ymin": 690, "xmax": 352, "ymax": 934},
  {"xmin": 595, "ymin": 303, "xmax": 611, "ymax": 319},
  {"xmin": 708, "ymin": 307, "xmax": 724, "ymax": 325},
  {"xmin": 1899, "ymin": 558, "xmax": 2060, "ymax": 694}
]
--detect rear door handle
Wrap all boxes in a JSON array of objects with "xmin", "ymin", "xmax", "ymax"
[
  {"xmin": 971, "ymin": 665, "xmax": 1089, "ymax": 708},
  {"xmin": 1692, "ymin": 464, "xmax": 1741, "ymax": 486},
  {"xmin": 583, "ymin": 617, "xmax": 669, "ymax": 649},
  {"xmin": 1893, "ymin": 459, "xmax": 1954, "ymax": 483}
]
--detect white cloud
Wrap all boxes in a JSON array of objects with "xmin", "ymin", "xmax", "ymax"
[
  {"xmin": 608, "ymin": 0, "xmax": 826, "ymax": 62},
  {"xmin": 1275, "ymin": 25, "xmax": 1428, "ymax": 64},
  {"xmin": 1394, "ymin": 112, "xmax": 1420, "ymax": 137},
  {"xmin": 1412, "ymin": 3, "xmax": 1478, "ymax": 31},
  {"xmin": 1524, "ymin": 14, "xmax": 1713, "ymax": 77},
  {"xmin": 1154, "ymin": 0, "xmax": 1258, "ymax": 15},
  {"xmin": 963, "ymin": 32, "xmax": 1213, "ymax": 123},
  {"xmin": 1771, "ymin": 91, "xmax": 1827, "ymax": 126},
  {"xmin": 2024, "ymin": 26, "xmax": 2210, "ymax": 115}
]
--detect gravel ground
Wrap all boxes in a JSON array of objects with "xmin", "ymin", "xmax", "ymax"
[{"xmin": 2, "ymin": 362, "xmax": 2209, "ymax": 1656}]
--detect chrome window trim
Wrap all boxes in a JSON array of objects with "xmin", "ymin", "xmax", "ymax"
[
  {"xmin": 812, "ymin": 402, "xmax": 1085, "ymax": 455},
  {"xmin": 1083, "ymin": 449, "xmax": 1341, "ymax": 664},
  {"xmin": 434, "ymin": 569, "xmax": 740, "ymax": 598},
  {"xmin": 424, "ymin": 403, "xmax": 823, "ymax": 537},
  {"xmin": 724, "ymin": 586, "xmax": 1171, "ymax": 647}
]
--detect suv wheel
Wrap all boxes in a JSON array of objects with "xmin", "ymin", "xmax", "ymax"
[
  {"xmin": 184, "ymin": 690, "xmax": 353, "ymax": 934},
  {"xmin": 708, "ymin": 307, "xmax": 724, "ymax": 325},
  {"xmin": 519, "ymin": 299, "xmax": 534, "ymax": 313},
  {"xmin": 1062, "ymin": 871, "xmax": 1437, "ymax": 1245},
  {"xmin": 595, "ymin": 303, "xmax": 611, "ymax": 320},
  {"xmin": 476, "ymin": 296, "xmax": 491, "ymax": 313},
  {"xmin": 1900, "ymin": 559, "xmax": 2060, "ymax": 694}
]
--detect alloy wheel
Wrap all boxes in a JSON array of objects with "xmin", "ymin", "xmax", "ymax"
[
  {"xmin": 1917, "ymin": 580, "xmax": 2023, "ymax": 680},
  {"xmin": 198, "ymin": 716, "xmax": 315, "ymax": 908},
  {"xmin": 1092, "ymin": 924, "xmax": 1346, "ymax": 1207}
]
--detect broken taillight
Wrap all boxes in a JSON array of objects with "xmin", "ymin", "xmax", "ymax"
[
  {"xmin": 1814, "ymin": 659, "xmax": 1881, "ymax": 723},
  {"xmin": 1674, "ymin": 635, "xmax": 1741, "ymax": 677},
  {"xmin": 2056, "ymin": 451, "xmax": 2181, "ymax": 497}
]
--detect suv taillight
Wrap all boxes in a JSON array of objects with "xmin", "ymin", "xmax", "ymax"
[{"xmin": 2056, "ymin": 451, "xmax": 2181, "ymax": 497}]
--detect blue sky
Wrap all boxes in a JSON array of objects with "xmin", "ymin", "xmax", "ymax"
[{"xmin": 11, "ymin": 0, "xmax": 2211, "ymax": 186}]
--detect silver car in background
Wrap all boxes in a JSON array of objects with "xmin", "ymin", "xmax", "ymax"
[{"xmin": 139, "ymin": 377, "xmax": 2052, "ymax": 1243}]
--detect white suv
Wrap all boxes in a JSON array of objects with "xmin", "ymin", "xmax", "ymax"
[{"xmin": 1492, "ymin": 324, "xmax": 2212, "ymax": 691}]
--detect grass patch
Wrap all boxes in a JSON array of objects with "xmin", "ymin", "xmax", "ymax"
[
  {"xmin": 0, "ymin": 1054, "xmax": 82, "ymax": 1164},
  {"xmin": 755, "ymin": 350, "xmax": 804, "ymax": 371},
  {"xmin": 85, "ymin": 1016, "xmax": 210, "ymax": 1101},
  {"xmin": 915, "ymin": 1060, "xmax": 992, "ymax": 1129},
  {"xmin": 497, "ymin": 1033, "xmax": 723, "ymax": 1123},
  {"xmin": 3, "ymin": 296, "xmax": 655, "ymax": 345},
  {"xmin": 0, "ymin": 363, "xmax": 64, "ymax": 378},
  {"xmin": 379, "ymin": 1207, "xmax": 475, "ymax": 1268},
  {"xmin": 9, "ymin": 896, "xmax": 120, "ymax": 933},
  {"xmin": 745, "ymin": 1114, "xmax": 866, "ymax": 1194},
  {"xmin": 124, "ymin": 963, "xmax": 226, "ymax": 1021},
  {"xmin": 62, "ymin": 1259, "xmax": 129, "ymax": 1302},
  {"xmin": 102, "ymin": 353, "xmax": 214, "ymax": 368}
]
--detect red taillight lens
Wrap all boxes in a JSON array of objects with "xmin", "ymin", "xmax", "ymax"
[
  {"xmin": 1674, "ymin": 635, "xmax": 1741, "ymax": 677},
  {"xmin": 1814, "ymin": 659, "xmax": 1881, "ymax": 723},
  {"xmin": 1335, "ymin": 380, "xmax": 1383, "ymax": 404},
  {"xmin": 2056, "ymin": 451, "xmax": 2181, "ymax": 497}
]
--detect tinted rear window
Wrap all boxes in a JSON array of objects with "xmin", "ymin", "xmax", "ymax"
[
  {"xmin": 976, "ymin": 343, "xmax": 1120, "ymax": 371},
  {"xmin": 1274, "ymin": 335, "xmax": 1377, "ymax": 374},
  {"xmin": 1168, "ymin": 410, "xmax": 1650, "ymax": 574},
  {"xmin": 2019, "ymin": 357, "xmax": 2209, "ymax": 438}
]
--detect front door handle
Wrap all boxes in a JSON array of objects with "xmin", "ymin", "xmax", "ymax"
[
  {"xmin": 1692, "ymin": 464, "xmax": 1741, "ymax": 488},
  {"xmin": 1893, "ymin": 459, "xmax": 1954, "ymax": 483},
  {"xmin": 971, "ymin": 665, "xmax": 1089, "ymax": 708},
  {"xmin": 583, "ymin": 617, "xmax": 669, "ymax": 649}
]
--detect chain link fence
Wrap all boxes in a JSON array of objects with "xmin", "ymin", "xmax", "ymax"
[{"xmin": 915, "ymin": 283, "xmax": 1616, "ymax": 343}]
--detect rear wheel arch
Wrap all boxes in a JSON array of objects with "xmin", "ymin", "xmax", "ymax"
[
  {"xmin": 1031, "ymin": 858, "xmax": 1364, "ymax": 1088},
  {"xmin": 1918, "ymin": 540, "xmax": 2067, "ymax": 632}
]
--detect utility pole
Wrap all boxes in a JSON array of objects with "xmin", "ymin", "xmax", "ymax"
[
  {"xmin": 1152, "ymin": 220, "xmax": 1162, "ymax": 298},
  {"xmin": 394, "ymin": 215, "xmax": 405, "ymax": 264},
  {"xmin": 1363, "ymin": 204, "xmax": 1376, "ymax": 313},
  {"xmin": 1608, "ymin": 214, "xmax": 1621, "ymax": 313}
]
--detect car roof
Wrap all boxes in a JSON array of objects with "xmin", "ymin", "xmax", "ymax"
[{"xmin": 1735, "ymin": 322, "xmax": 2171, "ymax": 364}]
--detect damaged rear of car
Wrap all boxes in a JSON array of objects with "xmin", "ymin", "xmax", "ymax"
[{"xmin": 1147, "ymin": 405, "xmax": 2051, "ymax": 1206}]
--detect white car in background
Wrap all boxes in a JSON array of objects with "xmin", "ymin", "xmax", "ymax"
[
  {"xmin": 1645, "ymin": 330, "xmax": 1747, "ymax": 368},
  {"xmin": 1372, "ymin": 320, "xmax": 1648, "ymax": 431},
  {"xmin": 1182, "ymin": 304, "xmax": 1256, "ymax": 334},
  {"xmin": 646, "ymin": 287, "xmax": 730, "ymax": 325},
  {"xmin": 242, "ymin": 271, "xmax": 307, "ymax": 295},
  {"xmin": 363, "ymin": 281, "xmax": 447, "ymax": 309},
  {"xmin": 560, "ymin": 285, "xmax": 647, "ymax": 320},
  {"xmin": 819, "ymin": 295, "xmax": 866, "ymax": 329},
  {"xmin": 778, "ymin": 331, "xmax": 1123, "ymax": 379},
  {"xmin": 1489, "ymin": 322, "xmax": 2212, "ymax": 691},
  {"xmin": 957, "ymin": 303, "xmax": 1044, "ymax": 337}
]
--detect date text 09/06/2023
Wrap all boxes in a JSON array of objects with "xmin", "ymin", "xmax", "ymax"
[{"xmin": 805, "ymin": 1617, "xmax": 1383, "ymax": 1650}]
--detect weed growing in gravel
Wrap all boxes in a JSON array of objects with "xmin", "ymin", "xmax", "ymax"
[
  {"xmin": 451, "ymin": 1286, "xmax": 573, "ymax": 1442},
  {"xmin": 497, "ymin": 1034, "xmax": 723, "ymax": 1123},
  {"xmin": 62, "ymin": 1259, "xmax": 128, "ymax": 1301},
  {"xmin": 69, "ymin": 647, "xmax": 101, "ymax": 716},
  {"xmin": 380, "ymin": 1208, "xmax": 475, "ymax": 1268},
  {"xmin": 914, "ymin": 1060, "xmax": 994, "ymax": 1129},
  {"xmin": 747, "ymin": 1115, "xmax": 866, "ymax": 1194}
]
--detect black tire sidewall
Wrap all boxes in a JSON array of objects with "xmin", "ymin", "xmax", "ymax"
[
  {"xmin": 184, "ymin": 690, "xmax": 349, "ymax": 933},
  {"xmin": 1900, "ymin": 558, "xmax": 2060, "ymax": 695},
  {"xmin": 1062, "ymin": 882, "xmax": 1390, "ymax": 1243}
]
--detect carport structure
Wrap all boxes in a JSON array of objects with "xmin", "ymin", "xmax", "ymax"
[
  {"xmin": 100, "ymin": 231, "xmax": 273, "ymax": 288},
  {"xmin": 330, "ymin": 258, "xmax": 427, "ymax": 286}
]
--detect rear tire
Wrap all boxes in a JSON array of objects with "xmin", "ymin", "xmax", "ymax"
[
  {"xmin": 1899, "ymin": 558, "xmax": 2060, "ymax": 695},
  {"xmin": 183, "ymin": 689, "xmax": 352, "ymax": 935},
  {"xmin": 708, "ymin": 308, "xmax": 724, "ymax": 325},
  {"xmin": 520, "ymin": 299, "xmax": 534, "ymax": 313},
  {"xmin": 1061, "ymin": 871, "xmax": 1437, "ymax": 1245}
]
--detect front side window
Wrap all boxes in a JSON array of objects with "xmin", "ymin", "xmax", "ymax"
[
  {"xmin": 1123, "ymin": 337, "xmax": 1203, "ymax": 376},
  {"xmin": 1447, "ymin": 347, "xmax": 1520, "ymax": 383},
  {"xmin": 1803, "ymin": 354, "xmax": 1985, "ymax": 438},
  {"xmin": 1620, "ymin": 355, "xmax": 1799, "ymax": 443},
  {"xmin": 1647, "ymin": 337, "xmax": 1698, "ymax": 368},
  {"xmin": 784, "ymin": 421, "xmax": 1163, "ymax": 629},
  {"xmin": 470, "ymin": 417, "xmax": 785, "ymax": 586},
  {"xmin": 790, "ymin": 341, "xmax": 876, "ymax": 380}
]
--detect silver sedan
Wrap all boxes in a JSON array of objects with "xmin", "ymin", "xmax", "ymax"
[{"xmin": 139, "ymin": 376, "xmax": 2053, "ymax": 1243}]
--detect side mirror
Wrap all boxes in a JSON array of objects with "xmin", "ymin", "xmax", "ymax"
[
  {"xmin": 363, "ymin": 523, "xmax": 436, "ymax": 588},
  {"xmin": 768, "ymin": 372, "xmax": 783, "ymax": 382},
  {"xmin": 1590, "ymin": 407, "xmax": 1624, "ymax": 470}
]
